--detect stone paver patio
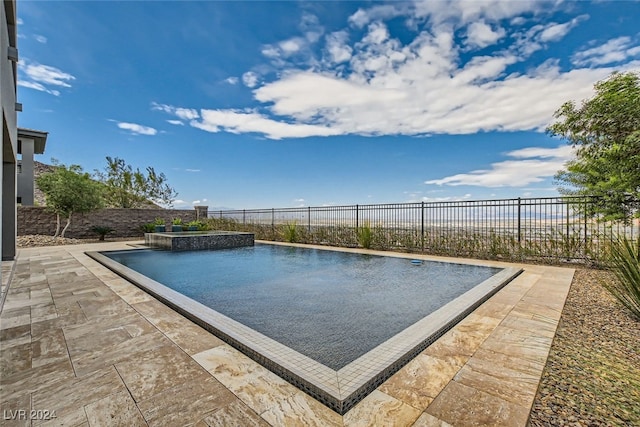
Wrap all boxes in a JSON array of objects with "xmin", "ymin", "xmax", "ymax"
[{"xmin": 0, "ymin": 241, "xmax": 574, "ymax": 426}]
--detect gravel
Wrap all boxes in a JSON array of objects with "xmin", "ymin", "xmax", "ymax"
[
  {"xmin": 16, "ymin": 236, "xmax": 640, "ymax": 425},
  {"xmin": 17, "ymin": 234, "xmax": 140, "ymax": 247},
  {"xmin": 528, "ymin": 268, "xmax": 640, "ymax": 427}
]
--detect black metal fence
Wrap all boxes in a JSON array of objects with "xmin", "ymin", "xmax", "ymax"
[{"xmin": 208, "ymin": 196, "xmax": 638, "ymax": 265}]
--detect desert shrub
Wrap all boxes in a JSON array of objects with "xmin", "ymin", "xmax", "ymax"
[{"xmin": 602, "ymin": 236, "xmax": 640, "ymax": 320}]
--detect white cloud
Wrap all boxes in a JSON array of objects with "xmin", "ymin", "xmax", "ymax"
[
  {"xmin": 225, "ymin": 76, "xmax": 239, "ymax": 85},
  {"xmin": 348, "ymin": 4, "xmax": 407, "ymax": 28},
  {"xmin": 34, "ymin": 35, "xmax": 47, "ymax": 44},
  {"xmin": 116, "ymin": 122, "xmax": 158, "ymax": 136},
  {"xmin": 280, "ymin": 38, "xmax": 305, "ymax": 55},
  {"xmin": 425, "ymin": 145, "xmax": 575, "ymax": 187},
  {"xmin": 190, "ymin": 109, "xmax": 342, "ymax": 140},
  {"xmin": 185, "ymin": 169, "xmax": 201, "ymax": 173},
  {"xmin": 261, "ymin": 46, "xmax": 280, "ymax": 59},
  {"xmin": 465, "ymin": 21, "xmax": 505, "ymax": 49},
  {"xmin": 151, "ymin": 102, "xmax": 199, "ymax": 120},
  {"xmin": 411, "ymin": 0, "xmax": 552, "ymax": 29},
  {"xmin": 160, "ymin": 2, "xmax": 637, "ymax": 140},
  {"xmin": 16, "ymin": 18, "xmax": 23, "ymax": 25},
  {"xmin": 18, "ymin": 60, "xmax": 75, "ymax": 96},
  {"xmin": 421, "ymin": 193, "xmax": 472, "ymax": 202},
  {"xmin": 242, "ymin": 71, "xmax": 259, "ymax": 88},
  {"xmin": 325, "ymin": 31, "xmax": 352, "ymax": 64},
  {"xmin": 167, "ymin": 119, "xmax": 184, "ymax": 126},
  {"xmin": 17, "ymin": 80, "xmax": 60, "ymax": 96},
  {"xmin": 572, "ymin": 36, "xmax": 640, "ymax": 66}
]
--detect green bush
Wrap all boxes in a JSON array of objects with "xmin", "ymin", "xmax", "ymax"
[
  {"xmin": 357, "ymin": 222, "xmax": 373, "ymax": 249},
  {"xmin": 283, "ymin": 221, "xmax": 298, "ymax": 243},
  {"xmin": 91, "ymin": 225, "xmax": 114, "ymax": 241},
  {"xmin": 141, "ymin": 222, "xmax": 155, "ymax": 233},
  {"xmin": 602, "ymin": 236, "xmax": 640, "ymax": 320}
]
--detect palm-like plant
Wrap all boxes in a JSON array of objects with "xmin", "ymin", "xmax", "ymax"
[{"xmin": 602, "ymin": 236, "xmax": 640, "ymax": 320}]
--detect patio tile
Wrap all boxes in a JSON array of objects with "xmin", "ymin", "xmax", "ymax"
[
  {"xmin": 411, "ymin": 412, "xmax": 453, "ymax": 427},
  {"xmin": 137, "ymin": 376, "xmax": 239, "ymax": 426},
  {"xmin": 103, "ymin": 278, "xmax": 155, "ymax": 305},
  {"xmin": 479, "ymin": 326, "xmax": 552, "ymax": 364},
  {"xmin": 70, "ymin": 330, "xmax": 169, "ymax": 377},
  {"xmin": 260, "ymin": 391, "xmax": 343, "ymax": 427},
  {"xmin": 77, "ymin": 295, "xmax": 136, "ymax": 321},
  {"xmin": 31, "ymin": 327, "xmax": 70, "ymax": 368},
  {"xmin": 423, "ymin": 313, "xmax": 501, "ymax": 359},
  {"xmin": 30, "ymin": 302, "xmax": 87, "ymax": 336},
  {"xmin": 0, "ymin": 324, "xmax": 31, "ymax": 349},
  {"xmin": 426, "ymin": 381, "xmax": 530, "ymax": 427},
  {"xmin": 36, "ymin": 408, "xmax": 87, "ymax": 427},
  {"xmin": 133, "ymin": 299, "xmax": 225, "ymax": 355},
  {"xmin": 64, "ymin": 312, "xmax": 156, "ymax": 357},
  {"xmin": 0, "ymin": 307, "xmax": 30, "ymax": 330},
  {"xmin": 84, "ymin": 390, "xmax": 147, "ymax": 427},
  {"xmin": 114, "ymin": 343, "xmax": 210, "ymax": 402},
  {"xmin": 0, "ymin": 359, "xmax": 75, "ymax": 401},
  {"xmin": 31, "ymin": 367, "xmax": 126, "ymax": 425},
  {"xmin": 453, "ymin": 354, "xmax": 539, "ymax": 407},
  {"xmin": 0, "ymin": 342, "xmax": 31, "ymax": 379},
  {"xmin": 30, "ymin": 303, "xmax": 58, "ymax": 323},
  {"xmin": 379, "ymin": 353, "xmax": 465, "ymax": 411},
  {"xmin": 498, "ymin": 314, "xmax": 558, "ymax": 338},
  {"xmin": 198, "ymin": 399, "xmax": 269, "ymax": 427},
  {"xmin": 0, "ymin": 393, "xmax": 30, "ymax": 427},
  {"xmin": 343, "ymin": 390, "xmax": 422, "ymax": 427},
  {"xmin": 193, "ymin": 344, "xmax": 338, "ymax": 424},
  {"xmin": 469, "ymin": 347, "xmax": 545, "ymax": 378}
]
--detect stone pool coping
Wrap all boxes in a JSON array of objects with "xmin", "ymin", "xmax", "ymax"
[
  {"xmin": 87, "ymin": 244, "xmax": 522, "ymax": 414},
  {"xmin": 1, "ymin": 240, "xmax": 574, "ymax": 426}
]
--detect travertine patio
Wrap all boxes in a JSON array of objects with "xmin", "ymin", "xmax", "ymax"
[{"xmin": 0, "ymin": 241, "xmax": 574, "ymax": 426}]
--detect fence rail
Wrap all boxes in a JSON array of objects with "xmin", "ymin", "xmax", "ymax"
[{"xmin": 208, "ymin": 196, "xmax": 638, "ymax": 265}]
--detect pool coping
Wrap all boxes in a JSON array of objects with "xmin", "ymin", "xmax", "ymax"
[{"xmin": 86, "ymin": 243, "xmax": 522, "ymax": 414}]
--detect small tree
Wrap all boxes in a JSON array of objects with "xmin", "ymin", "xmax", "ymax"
[
  {"xmin": 548, "ymin": 71, "xmax": 640, "ymax": 222},
  {"xmin": 36, "ymin": 162, "xmax": 104, "ymax": 237},
  {"xmin": 95, "ymin": 157, "xmax": 178, "ymax": 208}
]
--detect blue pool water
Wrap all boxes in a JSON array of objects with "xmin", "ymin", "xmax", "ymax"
[{"xmin": 105, "ymin": 244, "xmax": 501, "ymax": 370}]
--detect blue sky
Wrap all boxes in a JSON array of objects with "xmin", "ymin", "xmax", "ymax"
[{"xmin": 16, "ymin": 0, "xmax": 640, "ymax": 210}]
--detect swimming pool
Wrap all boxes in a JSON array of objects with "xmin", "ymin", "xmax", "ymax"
[{"xmin": 88, "ymin": 243, "xmax": 521, "ymax": 413}]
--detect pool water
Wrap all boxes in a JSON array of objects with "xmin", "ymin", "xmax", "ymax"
[{"xmin": 105, "ymin": 244, "xmax": 501, "ymax": 369}]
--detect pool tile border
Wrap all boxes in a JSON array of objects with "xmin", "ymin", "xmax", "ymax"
[{"xmin": 86, "ymin": 244, "xmax": 521, "ymax": 414}]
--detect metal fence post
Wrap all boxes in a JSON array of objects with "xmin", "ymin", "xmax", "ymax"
[
  {"xmin": 566, "ymin": 201, "xmax": 570, "ymax": 240},
  {"xmin": 308, "ymin": 206, "xmax": 311, "ymax": 233},
  {"xmin": 517, "ymin": 197, "xmax": 522, "ymax": 243},
  {"xmin": 243, "ymin": 209, "xmax": 246, "ymax": 225},
  {"xmin": 356, "ymin": 204, "xmax": 359, "ymax": 229},
  {"xmin": 421, "ymin": 201, "xmax": 425, "ymax": 253}
]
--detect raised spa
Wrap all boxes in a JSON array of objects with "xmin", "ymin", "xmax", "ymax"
[
  {"xmin": 88, "ymin": 243, "xmax": 521, "ymax": 414},
  {"xmin": 144, "ymin": 230, "xmax": 254, "ymax": 251}
]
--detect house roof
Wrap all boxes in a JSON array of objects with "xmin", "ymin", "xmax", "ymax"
[{"xmin": 18, "ymin": 128, "xmax": 48, "ymax": 154}]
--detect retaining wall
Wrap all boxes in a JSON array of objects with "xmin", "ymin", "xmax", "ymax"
[{"xmin": 17, "ymin": 206, "xmax": 200, "ymax": 239}]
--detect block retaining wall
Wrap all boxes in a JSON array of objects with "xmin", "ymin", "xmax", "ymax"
[{"xmin": 18, "ymin": 206, "xmax": 199, "ymax": 239}]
